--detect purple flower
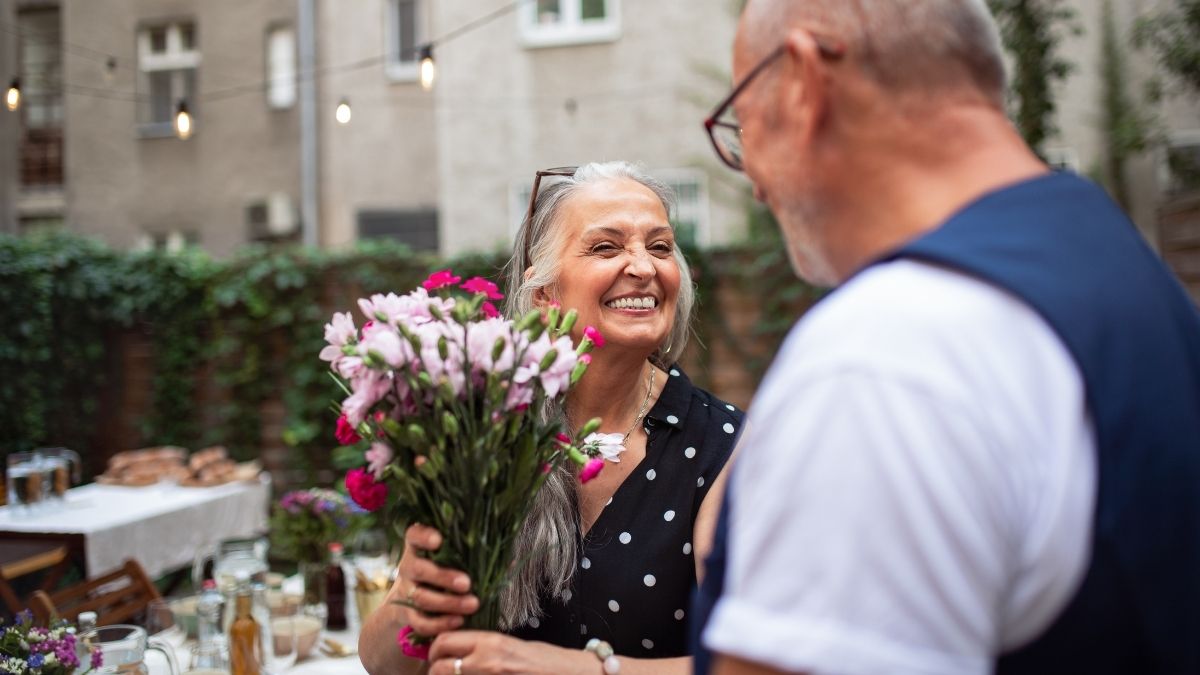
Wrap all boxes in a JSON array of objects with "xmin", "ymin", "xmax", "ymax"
[
  {"xmin": 29, "ymin": 653, "xmax": 45, "ymax": 668},
  {"xmin": 92, "ymin": 648, "xmax": 104, "ymax": 669}
]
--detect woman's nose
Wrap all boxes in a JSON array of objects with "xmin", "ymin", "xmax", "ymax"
[{"xmin": 624, "ymin": 249, "xmax": 656, "ymax": 278}]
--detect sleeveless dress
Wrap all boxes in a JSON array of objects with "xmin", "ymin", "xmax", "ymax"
[{"xmin": 509, "ymin": 366, "xmax": 743, "ymax": 657}]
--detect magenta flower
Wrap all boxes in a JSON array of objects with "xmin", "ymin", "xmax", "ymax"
[
  {"xmin": 345, "ymin": 468, "xmax": 388, "ymax": 512},
  {"xmin": 397, "ymin": 625, "xmax": 430, "ymax": 660},
  {"xmin": 579, "ymin": 353, "xmax": 592, "ymax": 365},
  {"xmin": 335, "ymin": 414, "xmax": 362, "ymax": 445},
  {"xmin": 460, "ymin": 276, "xmax": 505, "ymax": 300},
  {"xmin": 580, "ymin": 458, "xmax": 605, "ymax": 484},
  {"xmin": 583, "ymin": 326, "xmax": 605, "ymax": 348},
  {"xmin": 422, "ymin": 269, "xmax": 462, "ymax": 291},
  {"xmin": 482, "ymin": 301, "xmax": 500, "ymax": 319}
]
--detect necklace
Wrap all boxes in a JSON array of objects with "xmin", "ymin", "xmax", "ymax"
[{"xmin": 621, "ymin": 365, "xmax": 656, "ymax": 445}]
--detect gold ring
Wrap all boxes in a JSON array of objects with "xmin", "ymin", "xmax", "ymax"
[
  {"xmin": 454, "ymin": 657, "xmax": 464, "ymax": 675},
  {"xmin": 406, "ymin": 584, "xmax": 420, "ymax": 610}
]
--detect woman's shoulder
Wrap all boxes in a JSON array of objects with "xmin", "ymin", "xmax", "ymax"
[{"xmin": 648, "ymin": 365, "xmax": 743, "ymax": 466}]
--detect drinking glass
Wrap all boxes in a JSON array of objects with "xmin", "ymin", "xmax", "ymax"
[
  {"xmin": 185, "ymin": 643, "xmax": 230, "ymax": 675},
  {"xmin": 146, "ymin": 599, "xmax": 187, "ymax": 649},
  {"xmin": 267, "ymin": 614, "xmax": 300, "ymax": 671},
  {"xmin": 6, "ymin": 452, "xmax": 48, "ymax": 511}
]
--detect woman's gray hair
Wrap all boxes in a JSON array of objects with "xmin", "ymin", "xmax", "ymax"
[
  {"xmin": 504, "ymin": 161, "xmax": 695, "ymax": 369},
  {"xmin": 495, "ymin": 161, "xmax": 695, "ymax": 629}
]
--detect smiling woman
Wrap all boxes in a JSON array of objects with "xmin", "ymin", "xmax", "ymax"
[{"xmin": 358, "ymin": 162, "xmax": 743, "ymax": 675}]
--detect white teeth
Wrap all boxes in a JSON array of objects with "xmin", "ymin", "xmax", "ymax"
[{"xmin": 607, "ymin": 296, "xmax": 656, "ymax": 310}]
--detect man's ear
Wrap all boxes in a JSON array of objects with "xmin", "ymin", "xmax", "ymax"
[{"xmin": 781, "ymin": 28, "xmax": 831, "ymax": 144}]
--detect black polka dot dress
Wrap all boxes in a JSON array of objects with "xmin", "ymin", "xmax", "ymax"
[{"xmin": 509, "ymin": 366, "xmax": 743, "ymax": 657}]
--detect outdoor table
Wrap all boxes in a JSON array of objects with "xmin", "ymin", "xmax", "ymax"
[
  {"xmin": 144, "ymin": 626, "xmax": 367, "ymax": 675},
  {"xmin": 0, "ymin": 476, "xmax": 270, "ymax": 579}
]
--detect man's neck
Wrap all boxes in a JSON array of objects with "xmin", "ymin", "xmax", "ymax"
[{"xmin": 825, "ymin": 105, "xmax": 1048, "ymax": 282}]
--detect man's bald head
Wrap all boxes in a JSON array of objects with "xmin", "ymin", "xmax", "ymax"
[{"xmin": 739, "ymin": 0, "xmax": 1007, "ymax": 108}]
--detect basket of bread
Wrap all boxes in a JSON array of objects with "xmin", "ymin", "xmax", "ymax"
[{"xmin": 96, "ymin": 446, "xmax": 261, "ymax": 487}]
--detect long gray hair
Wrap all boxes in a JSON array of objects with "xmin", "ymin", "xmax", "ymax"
[{"xmin": 495, "ymin": 161, "xmax": 696, "ymax": 629}]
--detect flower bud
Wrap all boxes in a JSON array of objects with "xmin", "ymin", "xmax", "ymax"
[
  {"xmin": 492, "ymin": 337, "xmax": 507, "ymax": 363},
  {"xmin": 545, "ymin": 305, "xmax": 561, "ymax": 331},
  {"xmin": 538, "ymin": 348, "xmax": 559, "ymax": 372},
  {"xmin": 558, "ymin": 309, "xmax": 578, "ymax": 335},
  {"xmin": 442, "ymin": 411, "xmax": 460, "ymax": 436},
  {"xmin": 579, "ymin": 417, "xmax": 602, "ymax": 437}
]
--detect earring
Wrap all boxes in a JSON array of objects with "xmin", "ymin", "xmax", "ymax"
[{"xmin": 662, "ymin": 344, "xmax": 672, "ymax": 356}]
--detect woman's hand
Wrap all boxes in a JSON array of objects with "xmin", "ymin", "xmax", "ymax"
[
  {"xmin": 428, "ymin": 631, "xmax": 588, "ymax": 675},
  {"xmin": 395, "ymin": 523, "xmax": 481, "ymax": 638}
]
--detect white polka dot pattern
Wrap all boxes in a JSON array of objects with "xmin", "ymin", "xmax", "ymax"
[
  {"xmin": 528, "ymin": 617, "xmax": 540, "ymax": 628},
  {"xmin": 608, "ymin": 600, "xmax": 620, "ymax": 612},
  {"xmin": 670, "ymin": 369, "xmax": 680, "ymax": 377},
  {"xmin": 619, "ymin": 532, "xmax": 632, "ymax": 544},
  {"xmin": 683, "ymin": 542, "xmax": 692, "ymax": 555},
  {"xmin": 664, "ymin": 510, "xmax": 675, "ymax": 521},
  {"xmin": 684, "ymin": 447, "xmax": 696, "ymax": 459},
  {"xmin": 674, "ymin": 609, "xmax": 685, "ymax": 620},
  {"xmin": 697, "ymin": 476, "xmax": 705, "ymax": 487},
  {"xmin": 644, "ymin": 574, "xmax": 656, "ymax": 587},
  {"xmin": 646, "ymin": 469, "xmax": 656, "ymax": 481},
  {"xmin": 582, "ymin": 557, "xmax": 591, "ymax": 569},
  {"xmin": 666, "ymin": 414, "xmax": 679, "ymax": 424},
  {"xmin": 723, "ymin": 422, "xmax": 735, "ymax": 434},
  {"xmin": 642, "ymin": 639, "xmax": 655, "ymax": 649}
]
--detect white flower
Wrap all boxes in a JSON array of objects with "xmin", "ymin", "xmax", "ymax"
[{"xmin": 584, "ymin": 432, "xmax": 627, "ymax": 463}]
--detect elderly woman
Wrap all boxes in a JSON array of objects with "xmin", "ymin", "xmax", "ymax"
[{"xmin": 359, "ymin": 161, "xmax": 742, "ymax": 675}]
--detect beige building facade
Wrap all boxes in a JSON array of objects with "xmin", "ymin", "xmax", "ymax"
[{"xmin": 1, "ymin": 0, "xmax": 1197, "ymax": 256}]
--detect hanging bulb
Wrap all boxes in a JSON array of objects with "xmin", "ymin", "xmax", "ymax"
[
  {"xmin": 335, "ymin": 98, "xmax": 352, "ymax": 124},
  {"xmin": 174, "ymin": 100, "xmax": 193, "ymax": 139},
  {"xmin": 419, "ymin": 44, "xmax": 435, "ymax": 91},
  {"xmin": 5, "ymin": 78, "xmax": 20, "ymax": 112}
]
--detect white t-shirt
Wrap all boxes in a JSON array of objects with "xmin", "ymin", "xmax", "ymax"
[{"xmin": 703, "ymin": 260, "xmax": 1097, "ymax": 675}]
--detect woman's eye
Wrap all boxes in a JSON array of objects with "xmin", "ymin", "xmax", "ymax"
[
  {"xmin": 651, "ymin": 241, "xmax": 674, "ymax": 254},
  {"xmin": 590, "ymin": 243, "xmax": 619, "ymax": 254}
]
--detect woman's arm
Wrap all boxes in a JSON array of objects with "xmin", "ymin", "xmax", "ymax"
[
  {"xmin": 692, "ymin": 426, "xmax": 746, "ymax": 580},
  {"xmin": 359, "ymin": 524, "xmax": 480, "ymax": 675},
  {"xmin": 428, "ymin": 631, "xmax": 692, "ymax": 675}
]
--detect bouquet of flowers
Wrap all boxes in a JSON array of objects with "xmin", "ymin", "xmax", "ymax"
[
  {"xmin": 1, "ymin": 611, "xmax": 101, "ymax": 675},
  {"xmin": 320, "ymin": 270, "xmax": 609, "ymax": 645},
  {"xmin": 269, "ymin": 488, "xmax": 370, "ymax": 564}
]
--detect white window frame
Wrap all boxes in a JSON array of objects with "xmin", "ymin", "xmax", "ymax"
[
  {"xmin": 137, "ymin": 22, "xmax": 200, "ymax": 136},
  {"xmin": 266, "ymin": 25, "xmax": 296, "ymax": 110},
  {"xmin": 385, "ymin": 0, "xmax": 425, "ymax": 82},
  {"xmin": 655, "ymin": 168, "xmax": 711, "ymax": 249},
  {"xmin": 518, "ymin": 0, "xmax": 620, "ymax": 49}
]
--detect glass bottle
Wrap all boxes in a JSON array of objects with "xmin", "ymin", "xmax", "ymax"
[
  {"xmin": 228, "ymin": 579, "xmax": 262, "ymax": 675},
  {"xmin": 76, "ymin": 610, "xmax": 98, "ymax": 666},
  {"xmin": 197, "ymin": 579, "xmax": 224, "ymax": 647},
  {"xmin": 325, "ymin": 542, "xmax": 348, "ymax": 631}
]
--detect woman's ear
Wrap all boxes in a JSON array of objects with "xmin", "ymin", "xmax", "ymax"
[{"xmin": 525, "ymin": 266, "xmax": 554, "ymax": 308}]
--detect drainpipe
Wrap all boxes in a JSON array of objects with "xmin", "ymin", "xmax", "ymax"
[{"xmin": 298, "ymin": 0, "xmax": 318, "ymax": 247}]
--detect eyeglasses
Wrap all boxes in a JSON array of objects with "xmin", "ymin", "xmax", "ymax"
[
  {"xmin": 703, "ymin": 36, "xmax": 845, "ymax": 172},
  {"xmin": 521, "ymin": 166, "xmax": 577, "ymax": 262}
]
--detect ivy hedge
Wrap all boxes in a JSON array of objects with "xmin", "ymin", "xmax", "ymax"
[{"xmin": 0, "ymin": 230, "xmax": 814, "ymax": 485}]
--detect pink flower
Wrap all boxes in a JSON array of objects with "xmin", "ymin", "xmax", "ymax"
[
  {"xmin": 580, "ymin": 458, "xmax": 605, "ymax": 484},
  {"xmin": 481, "ymin": 301, "xmax": 500, "ymax": 319},
  {"xmin": 555, "ymin": 433, "xmax": 571, "ymax": 446},
  {"xmin": 365, "ymin": 443, "xmax": 394, "ymax": 480},
  {"xmin": 335, "ymin": 414, "xmax": 362, "ymax": 445},
  {"xmin": 396, "ymin": 625, "xmax": 430, "ymax": 660},
  {"xmin": 422, "ymin": 269, "xmax": 462, "ymax": 291},
  {"xmin": 583, "ymin": 326, "xmax": 605, "ymax": 348},
  {"xmin": 541, "ymin": 463, "xmax": 552, "ymax": 475},
  {"xmin": 345, "ymin": 468, "xmax": 388, "ymax": 512},
  {"xmin": 460, "ymin": 276, "xmax": 504, "ymax": 300},
  {"xmin": 320, "ymin": 312, "xmax": 357, "ymax": 363}
]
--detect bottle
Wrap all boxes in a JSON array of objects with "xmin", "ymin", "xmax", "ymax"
[
  {"xmin": 76, "ymin": 611, "xmax": 97, "ymax": 665},
  {"xmin": 325, "ymin": 542, "xmax": 348, "ymax": 631},
  {"xmin": 197, "ymin": 579, "xmax": 224, "ymax": 647},
  {"xmin": 228, "ymin": 576, "xmax": 262, "ymax": 675}
]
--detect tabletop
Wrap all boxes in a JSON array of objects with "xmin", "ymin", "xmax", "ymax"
[{"xmin": 0, "ymin": 477, "xmax": 271, "ymax": 578}]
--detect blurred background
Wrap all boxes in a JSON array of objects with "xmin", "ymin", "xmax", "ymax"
[{"xmin": 1, "ymin": 0, "xmax": 1198, "ymax": 489}]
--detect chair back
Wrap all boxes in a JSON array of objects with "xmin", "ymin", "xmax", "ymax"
[{"xmin": 29, "ymin": 558, "xmax": 161, "ymax": 626}]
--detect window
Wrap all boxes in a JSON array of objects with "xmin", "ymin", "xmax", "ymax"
[
  {"xmin": 17, "ymin": 7, "xmax": 64, "ymax": 188},
  {"xmin": 137, "ymin": 21, "xmax": 200, "ymax": 137},
  {"xmin": 386, "ymin": 0, "xmax": 424, "ymax": 81},
  {"xmin": 358, "ymin": 209, "xmax": 439, "ymax": 252},
  {"xmin": 656, "ymin": 169, "xmax": 711, "ymax": 249},
  {"xmin": 519, "ymin": 0, "xmax": 620, "ymax": 48},
  {"xmin": 134, "ymin": 230, "xmax": 198, "ymax": 253},
  {"xmin": 266, "ymin": 26, "xmax": 296, "ymax": 109},
  {"xmin": 1164, "ymin": 132, "xmax": 1200, "ymax": 196}
]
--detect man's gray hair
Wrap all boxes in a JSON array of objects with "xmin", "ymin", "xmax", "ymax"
[
  {"xmin": 745, "ymin": 0, "xmax": 1007, "ymax": 107},
  {"xmin": 494, "ymin": 161, "xmax": 695, "ymax": 629},
  {"xmin": 504, "ymin": 161, "xmax": 695, "ymax": 368}
]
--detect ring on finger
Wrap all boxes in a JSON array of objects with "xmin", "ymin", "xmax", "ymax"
[
  {"xmin": 454, "ymin": 657, "xmax": 464, "ymax": 675},
  {"xmin": 406, "ymin": 584, "xmax": 420, "ymax": 610}
]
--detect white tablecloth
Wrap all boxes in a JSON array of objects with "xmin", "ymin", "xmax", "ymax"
[{"xmin": 0, "ymin": 478, "xmax": 270, "ymax": 578}]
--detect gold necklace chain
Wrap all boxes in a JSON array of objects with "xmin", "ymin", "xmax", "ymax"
[{"xmin": 621, "ymin": 365, "xmax": 656, "ymax": 444}]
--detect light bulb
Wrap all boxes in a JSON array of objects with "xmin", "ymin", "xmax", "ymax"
[
  {"xmin": 335, "ymin": 99, "xmax": 352, "ymax": 124},
  {"xmin": 419, "ymin": 45, "xmax": 435, "ymax": 91},
  {"xmin": 175, "ymin": 101, "xmax": 193, "ymax": 139},
  {"xmin": 5, "ymin": 78, "xmax": 20, "ymax": 112}
]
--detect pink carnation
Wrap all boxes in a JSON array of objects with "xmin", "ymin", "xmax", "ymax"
[
  {"xmin": 579, "ymin": 458, "xmax": 605, "ymax": 484},
  {"xmin": 460, "ymin": 276, "xmax": 504, "ymax": 300},
  {"xmin": 335, "ymin": 414, "xmax": 362, "ymax": 445},
  {"xmin": 365, "ymin": 442, "xmax": 394, "ymax": 480},
  {"xmin": 422, "ymin": 269, "xmax": 462, "ymax": 291},
  {"xmin": 345, "ymin": 468, "xmax": 388, "ymax": 512},
  {"xmin": 481, "ymin": 301, "xmax": 500, "ymax": 319},
  {"xmin": 583, "ymin": 326, "xmax": 605, "ymax": 348},
  {"xmin": 397, "ymin": 625, "xmax": 430, "ymax": 661}
]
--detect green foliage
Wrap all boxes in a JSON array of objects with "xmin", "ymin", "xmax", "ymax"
[
  {"xmin": 1134, "ymin": 0, "xmax": 1200, "ymax": 96},
  {"xmin": 988, "ymin": 0, "xmax": 1080, "ymax": 152},
  {"xmin": 268, "ymin": 488, "xmax": 370, "ymax": 563}
]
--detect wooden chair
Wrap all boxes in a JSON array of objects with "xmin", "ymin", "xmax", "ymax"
[
  {"xmin": 0, "ymin": 539, "xmax": 70, "ymax": 615},
  {"xmin": 29, "ymin": 558, "xmax": 162, "ymax": 626}
]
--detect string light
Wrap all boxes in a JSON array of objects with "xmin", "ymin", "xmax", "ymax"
[
  {"xmin": 174, "ymin": 100, "xmax": 193, "ymax": 139},
  {"xmin": 419, "ymin": 45, "xmax": 435, "ymax": 92},
  {"xmin": 5, "ymin": 78, "xmax": 19, "ymax": 111},
  {"xmin": 335, "ymin": 98, "xmax": 352, "ymax": 124}
]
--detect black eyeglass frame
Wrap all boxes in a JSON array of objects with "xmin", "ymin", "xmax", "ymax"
[
  {"xmin": 703, "ymin": 35, "xmax": 846, "ymax": 172},
  {"xmin": 521, "ymin": 165, "xmax": 578, "ymax": 263}
]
